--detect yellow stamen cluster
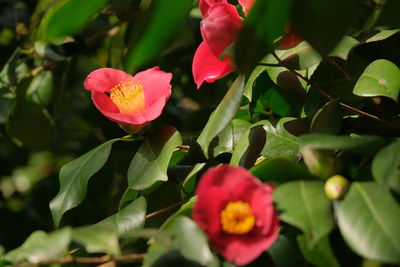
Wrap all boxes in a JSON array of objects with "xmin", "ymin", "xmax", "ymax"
[
  {"xmin": 220, "ymin": 201, "xmax": 256, "ymax": 234},
  {"xmin": 110, "ymin": 80, "xmax": 145, "ymax": 114}
]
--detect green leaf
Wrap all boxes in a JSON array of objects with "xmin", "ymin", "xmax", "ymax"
[
  {"xmin": 310, "ymin": 100, "xmax": 343, "ymax": 134},
  {"xmin": 4, "ymin": 228, "xmax": 71, "ymax": 264},
  {"xmin": 210, "ymin": 119, "xmax": 251, "ymax": 158},
  {"xmin": 161, "ymin": 216, "xmax": 215, "ymax": 266},
  {"xmin": 328, "ymin": 36, "xmax": 359, "ymax": 60},
  {"xmin": 230, "ymin": 123, "xmax": 266, "ymax": 168},
  {"xmin": 353, "ymin": 59, "xmax": 400, "ymax": 101},
  {"xmin": 268, "ymin": 235, "xmax": 303, "ymax": 267},
  {"xmin": 94, "ymin": 196, "xmax": 147, "ymax": 238},
  {"xmin": 261, "ymin": 118, "xmax": 301, "ymax": 162},
  {"xmin": 37, "ymin": 0, "xmax": 108, "ymax": 43},
  {"xmin": 124, "ymin": 0, "xmax": 192, "ymax": 72},
  {"xmin": 363, "ymin": 29, "xmax": 400, "ymax": 43},
  {"xmin": 372, "ymin": 140, "xmax": 400, "ymax": 193},
  {"xmin": 251, "ymin": 158, "xmax": 315, "ymax": 183},
  {"xmin": 72, "ymin": 226, "xmax": 120, "ymax": 256},
  {"xmin": 291, "ymin": 0, "xmax": 361, "ymax": 56},
  {"xmin": 235, "ymin": 0, "xmax": 292, "ymax": 72},
  {"xmin": 50, "ymin": 138, "xmax": 122, "ymax": 228},
  {"xmin": 128, "ymin": 126, "xmax": 182, "ymax": 190},
  {"xmin": 197, "ymin": 75, "xmax": 244, "ymax": 157},
  {"xmin": 335, "ymin": 182, "xmax": 400, "ymax": 263},
  {"xmin": 272, "ymin": 41, "xmax": 322, "ymax": 70},
  {"xmin": 273, "ymin": 181, "xmax": 334, "ymax": 248},
  {"xmin": 297, "ymin": 235, "xmax": 340, "ymax": 267},
  {"xmin": 243, "ymin": 60, "xmax": 267, "ymax": 101},
  {"xmin": 182, "ymin": 163, "xmax": 206, "ymax": 194},
  {"xmin": 7, "ymin": 100, "xmax": 54, "ymax": 150},
  {"xmin": 0, "ymin": 48, "xmax": 20, "ymax": 87},
  {"xmin": 300, "ymin": 134, "xmax": 385, "ymax": 155},
  {"xmin": 26, "ymin": 71, "xmax": 53, "ymax": 106}
]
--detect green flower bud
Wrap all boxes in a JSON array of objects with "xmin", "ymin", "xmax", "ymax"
[{"xmin": 324, "ymin": 175, "xmax": 350, "ymax": 200}]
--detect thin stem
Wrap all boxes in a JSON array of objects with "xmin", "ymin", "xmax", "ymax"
[
  {"xmin": 271, "ymin": 52, "xmax": 399, "ymax": 128},
  {"xmin": 328, "ymin": 58, "xmax": 354, "ymax": 83},
  {"xmin": 6, "ymin": 253, "xmax": 146, "ymax": 267},
  {"xmin": 146, "ymin": 200, "xmax": 186, "ymax": 220},
  {"xmin": 257, "ymin": 63, "xmax": 282, "ymax": 67}
]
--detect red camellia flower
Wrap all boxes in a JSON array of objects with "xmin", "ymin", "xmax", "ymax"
[
  {"xmin": 192, "ymin": 0, "xmax": 255, "ymax": 88},
  {"xmin": 193, "ymin": 165, "xmax": 279, "ymax": 265},
  {"xmin": 84, "ymin": 67, "xmax": 172, "ymax": 133}
]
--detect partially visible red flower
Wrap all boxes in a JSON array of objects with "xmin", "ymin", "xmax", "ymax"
[
  {"xmin": 84, "ymin": 67, "xmax": 172, "ymax": 133},
  {"xmin": 192, "ymin": 0, "xmax": 255, "ymax": 89},
  {"xmin": 193, "ymin": 165, "xmax": 279, "ymax": 266}
]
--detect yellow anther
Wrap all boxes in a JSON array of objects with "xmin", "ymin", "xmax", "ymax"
[
  {"xmin": 109, "ymin": 80, "xmax": 145, "ymax": 114},
  {"xmin": 220, "ymin": 201, "xmax": 255, "ymax": 234}
]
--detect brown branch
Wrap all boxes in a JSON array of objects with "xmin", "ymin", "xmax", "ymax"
[
  {"xmin": 6, "ymin": 253, "xmax": 146, "ymax": 267},
  {"xmin": 328, "ymin": 58, "xmax": 354, "ymax": 83},
  {"xmin": 146, "ymin": 200, "xmax": 186, "ymax": 220},
  {"xmin": 271, "ymin": 52, "xmax": 399, "ymax": 128}
]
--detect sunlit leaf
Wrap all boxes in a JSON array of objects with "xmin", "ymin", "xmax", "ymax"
[
  {"xmin": 72, "ymin": 226, "xmax": 120, "ymax": 255},
  {"xmin": 273, "ymin": 181, "xmax": 334, "ymax": 248},
  {"xmin": 335, "ymin": 182, "xmax": 400, "ymax": 263},
  {"xmin": 353, "ymin": 59, "xmax": 400, "ymax": 101},
  {"xmin": 128, "ymin": 126, "xmax": 182, "ymax": 190},
  {"xmin": 50, "ymin": 138, "xmax": 123, "ymax": 228}
]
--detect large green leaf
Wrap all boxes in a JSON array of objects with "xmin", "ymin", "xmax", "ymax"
[
  {"xmin": 297, "ymin": 235, "xmax": 340, "ymax": 267},
  {"xmin": 353, "ymin": 59, "xmax": 400, "ymax": 101},
  {"xmin": 310, "ymin": 100, "xmax": 343, "ymax": 134},
  {"xmin": 273, "ymin": 181, "xmax": 334, "ymax": 248},
  {"xmin": 94, "ymin": 196, "xmax": 147, "ymax": 238},
  {"xmin": 328, "ymin": 36, "xmax": 359, "ymax": 60},
  {"xmin": 371, "ymin": 140, "xmax": 400, "ymax": 193},
  {"xmin": 335, "ymin": 182, "xmax": 400, "ymax": 263},
  {"xmin": 197, "ymin": 75, "xmax": 244, "ymax": 157},
  {"xmin": 128, "ymin": 126, "xmax": 182, "ymax": 190},
  {"xmin": 72, "ymin": 226, "xmax": 120, "ymax": 256},
  {"xmin": 268, "ymin": 235, "xmax": 303, "ymax": 267},
  {"xmin": 144, "ymin": 216, "xmax": 216, "ymax": 267},
  {"xmin": 300, "ymin": 134, "xmax": 385, "ymax": 155},
  {"xmin": 37, "ymin": 0, "xmax": 108, "ymax": 43},
  {"xmin": 261, "ymin": 118, "xmax": 301, "ymax": 162},
  {"xmin": 4, "ymin": 228, "xmax": 71, "ymax": 264},
  {"xmin": 124, "ymin": 0, "xmax": 192, "ymax": 72},
  {"xmin": 291, "ymin": 0, "xmax": 361, "ymax": 56},
  {"xmin": 50, "ymin": 138, "xmax": 122, "ymax": 228}
]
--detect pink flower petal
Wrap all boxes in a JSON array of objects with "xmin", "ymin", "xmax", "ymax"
[
  {"xmin": 192, "ymin": 41, "xmax": 234, "ymax": 88},
  {"xmin": 133, "ymin": 67, "xmax": 172, "ymax": 108},
  {"xmin": 199, "ymin": 0, "xmax": 227, "ymax": 17},
  {"xmin": 200, "ymin": 3, "xmax": 242, "ymax": 56},
  {"xmin": 84, "ymin": 68, "xmax": 133, "ymax": 93}
]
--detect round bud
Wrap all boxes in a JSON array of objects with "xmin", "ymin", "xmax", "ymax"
[{"xmin": 324, "ymin": 175, "xmax": 350, "ymax": 200}]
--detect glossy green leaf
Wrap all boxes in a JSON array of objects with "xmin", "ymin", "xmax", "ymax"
[
  {"xmin": 72, "ymin": 226, "xmax": 120, "ymax": 256},
  {"xmin": 310, "ymin": 100, "xmax": 343, "ymax": 134},
  {"xmin": 38, "ymin": 0, "xmax": 108, "ymax": 42},
  {"xmin": 94, "ymin": 196, "xmax": 147, "ymax": 238},
  {"xmin": 291, "ymin": 0, "xmax": 361, "ymax": 56},
  {"xmin": 363, "ymin": 29, "xmax": 400, "ymax": 43},
  {"xmin": 272, "ymin": 41, "xmax": 322, "ymax": 70},
  {"xmin": 197, "ymin": 75, "xmax": 244, "ymax": 157},
  {"xmin": 234, "ymin": 0, "xmax": 292, "ymax": 72},
  {"xmin": 210, "ymin": 119, "xmax": 251, "ymax": 157},
  {"xmin": 243, "ymin": 60, "xmax": 267, "ymax": 101},
  {"xmin": 335, "ymin": 182, "xmax": 400, "ymax": 263},
  {"xmin": 328, "ymin": 36, "xmax": 359, "ymax": 60},
  {"xmin": 300, "ymin": 134, "xmax": 385, "ymax": 155},
  {"xmin": 273, "ymin": 181, "xmax": 334, "ymax": 248},
  {"xmin": 261, "ymin": 118, "xmax": 301, "ymax": 162},
  {"xmin": 251, "ymin": 158, "xmax": 315, "ymax": 183},
  {"xmin": 372, "ymin": 140, "xmax": 400, "ymax": 193},
  {"xmin": 0, "ymin": 48, "xmax": 20, "ymax": 87},
  {"xmin": 50, "ymin": 138, "xmax": 122, "ymax": 228},
  {"xmin": 7, "ymin": 100, "xmax": 53, "ymax": 150},
  {"xmin": 162, "ymin": 216, "xmax": 216, "ymax": 266},
  {"xmin": 182, "ymin": 163, "xmax": 206, "ymax": 194},
  {"xmin": 125, "ymin": 0, "xmax": 192, "ymax": 71},
  {"xmin": 298, "ymin": 235, "xmax": 340, "ymax": 267},
  {"xmin": 230, "ymin": 123, "xmax": 266, "ymax": 168},
  {"xmin": 4, "ymin": 228, "xmax": 71, "ymax": 264},
  {"xmin": 353, "ymin": 59, "xmax": 400, "ymax": 101},
  {"xmin": 128, "ymin": 126, "xmax": 182, "ymax": 190}
]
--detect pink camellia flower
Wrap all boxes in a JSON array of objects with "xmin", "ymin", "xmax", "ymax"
[
  {"xmin": 192, "ymin": 0, "xmax": 255, "ymax": 88},
  {"xmin": 193, "ymin": 165, "xmax": 279, "ymax": 265},
  {"xmin": 84, "ymin": 67, "xmax": 172, "ymax": 133}
]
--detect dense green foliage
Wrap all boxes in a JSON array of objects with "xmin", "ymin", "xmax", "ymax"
[{"xmin": 1, "ymin": 0, "xmax": 400, "ymax": 266}]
